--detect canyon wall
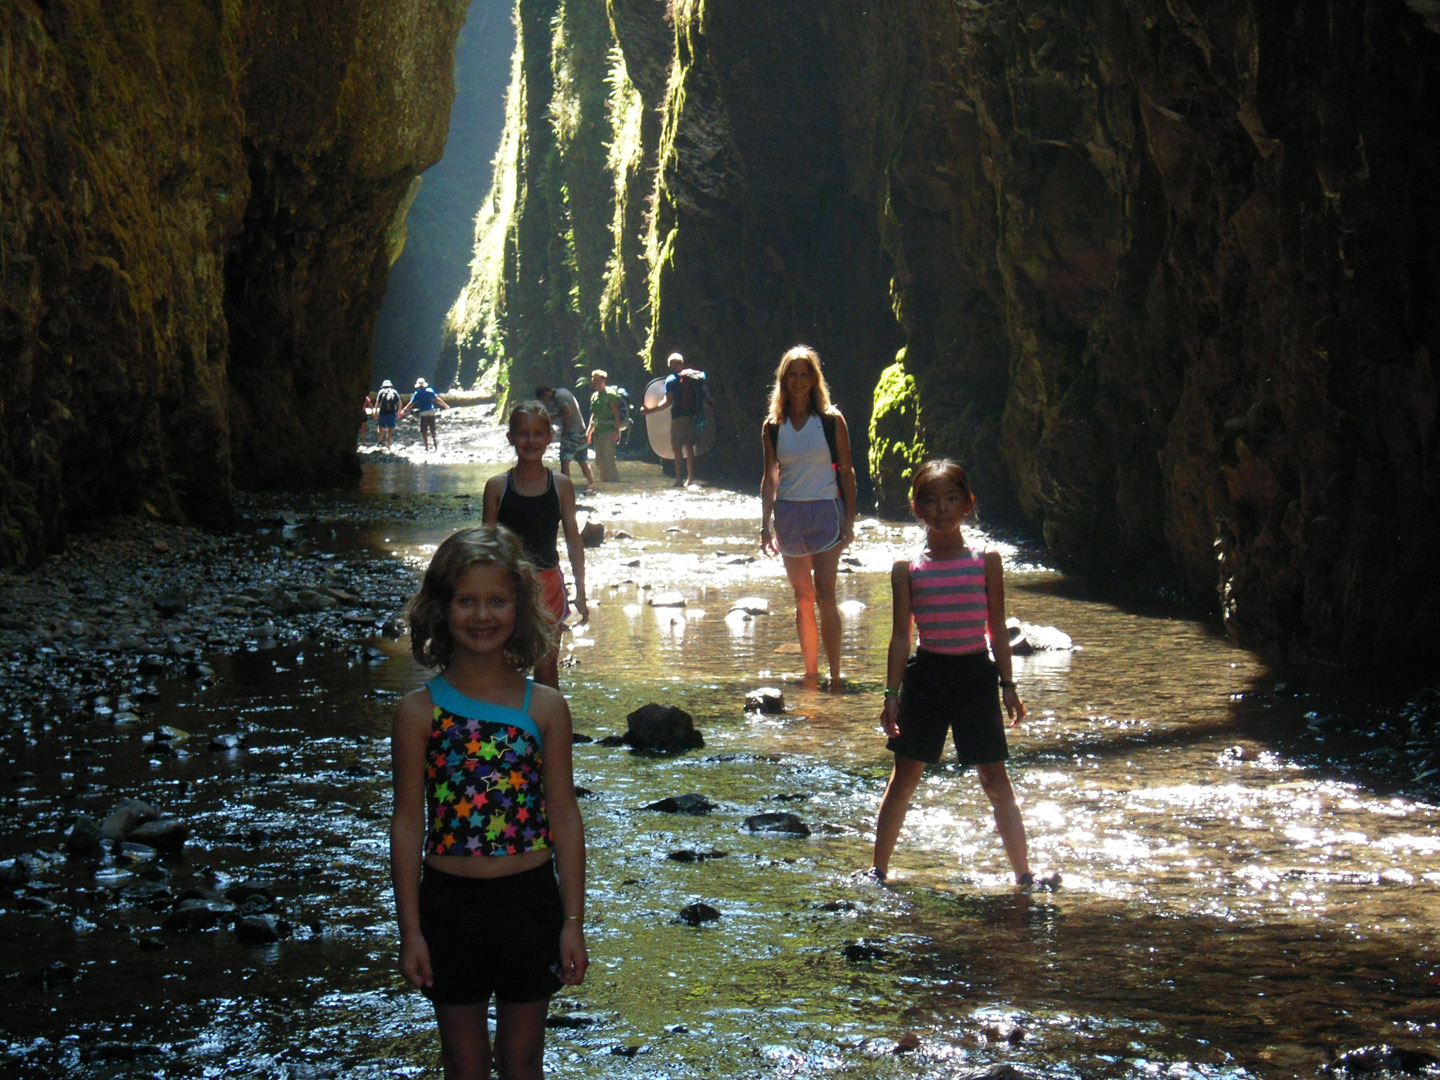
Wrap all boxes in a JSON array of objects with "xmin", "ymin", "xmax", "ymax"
[
  {"xmin": 4, "ymin": 0, "xmax": 1436, "ymax": 671},
  {"xmin": 1, "ymin": 0, "xmax": 467, "ymax": 559},
  {"xmin": 453, "ymin": 0, "xmax": 1439, "ymax": 671}
]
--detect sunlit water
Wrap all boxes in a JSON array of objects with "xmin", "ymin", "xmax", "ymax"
[{"xmin": 2, "ymin": 446, "xmax": 1437, "ymax": 1079}]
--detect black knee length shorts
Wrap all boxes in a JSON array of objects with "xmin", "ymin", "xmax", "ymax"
[
  {"xmin": 418, "ymin": 861, "xmax": 563, "ymax": 1006},
  {"xmin": 886, "ymin": 648, "xmax": 1009, "ymax": 766}
]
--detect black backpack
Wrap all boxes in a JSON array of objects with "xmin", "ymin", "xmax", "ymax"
[
  {"xmin": 608, "ymin": 386, "xmax": 637, "ymax": 442},
  {"xmin": 377, "ymin": 388, "xmax": 400, "ymax": 415},
  {"xmin": 764, "ymin": 412, "xmax": 839, "ymax": 465},
  {"xmin": 672, "ymin": 370, "xmax": 706, "ymax": 413}
]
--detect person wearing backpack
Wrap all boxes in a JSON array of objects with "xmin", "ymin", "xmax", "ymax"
[
  {"xmin": 375, "ymin": 379, "xmax": 402, "ymax": 449},
  {"xmin": 641, "ymin": 352, "xmax": 707, "ymax": 487},
  {"xmin": 401, "ymin": 378, "xmax": 450, "ymax": 452},
  {"xmin": 585, "ymin": 370, "xmax": 623, "ymax": 485},
  {"xmin": 759, "ymin": 345, "xmax": 857, "ymax": 689}
]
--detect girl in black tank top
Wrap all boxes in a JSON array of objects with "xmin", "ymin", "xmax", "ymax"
[{"xmin": 482, "ymin": 401, "xmax": 590, "ymax": 688}]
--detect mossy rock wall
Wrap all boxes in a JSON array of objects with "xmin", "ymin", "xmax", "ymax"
[
  {"xmin": 1, "ymin": 0, "xmax": 467, "ymax": 563},
  {"xmin": 460, "ymin": 0, "xmax": 1439, "ymax": 669}
]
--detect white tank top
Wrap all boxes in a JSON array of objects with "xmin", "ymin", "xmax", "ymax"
[{"xmin": 776, "ymin": 414, "xmax": 839, "ymax": 501}]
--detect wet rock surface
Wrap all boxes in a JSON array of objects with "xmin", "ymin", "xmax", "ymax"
[
  {"xmin": 2, "ymin": 421, "xmax": 1439, "ymax": 1079},
  {"xmin": 623, "ymin": 703, "xmax": 705, "ymax": 753},
  {"xmin": 0, "ymin": 501, "xmax": 418, "ymax": 736}
]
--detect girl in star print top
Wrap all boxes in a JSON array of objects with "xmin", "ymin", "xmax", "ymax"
[{"xmin": 390, "ymin": 525, "xmax": 587, "ymax": 1080}]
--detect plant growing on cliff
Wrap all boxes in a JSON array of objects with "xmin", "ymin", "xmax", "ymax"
[{"xmin": 869, "ymin": 352, "xmax": 925, "ymax": 518}]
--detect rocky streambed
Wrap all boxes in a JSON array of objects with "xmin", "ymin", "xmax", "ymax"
[{"xmin": 4, "ymin": 407, "xmax": 1440, "ymax": 1079}]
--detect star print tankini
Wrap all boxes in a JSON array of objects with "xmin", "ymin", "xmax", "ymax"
[{"xmin": 424, "ymin": 675, "xmax": 552, "ymax": 857}]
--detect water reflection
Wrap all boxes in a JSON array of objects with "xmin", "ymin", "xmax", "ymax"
[{"xmin": 2, "ymin": 458, "xmax": 1437, "ymax": 1079}]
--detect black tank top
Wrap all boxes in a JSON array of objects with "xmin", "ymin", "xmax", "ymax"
[{"xmin": 497, "ymin": 469, "xmax": 561, "ymax": 569}]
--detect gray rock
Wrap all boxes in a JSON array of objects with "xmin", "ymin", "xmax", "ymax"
[
  {"xmin": 623, "ymin": 703, "xmax": 704, "ymax": 753},
  {"xmin": 643, "ymin": 793, "xmax": 716, "ymax": 814},
  {"xmin": 666, "ymin": 850, "xmax": 728, "ymax": 863},
  {"xmin": 236, "ymin": 913, "xmax": 288, "ymax": 945},
  {"xmin": 163, "ymin": 898, "xmax": 231, "ymax": 933},
  {"xmin": 843, "ymin": 940, "xmax": 890, "ymax": 962},
  {"xmin": 152, "ymin": 588, "xmax": 189, "ymax": 617},
  {"xmin": 100, "ymin": 799, "xmax": 161, "ymax": 840},
  {"xmin": 1006, "ymin": 618, "xmax": 1074, "ymax": 655},
  {"xmin": 678, "ymin": 902, "xmax": 721, "ymax": 926},
  {"xmin": 65, "ymin": 815, "xmax": 104, "ymax": 855},
  {"xmin": 742, "ymin": 812, "xmax": 810, "ymax": 837},
  {"xmin": 128, "ymin": 819, "xmax": 190, "ymax": 855},
  {"xmin": 294, "ymin": 589, "xmax": 337, "ymax": 612}
]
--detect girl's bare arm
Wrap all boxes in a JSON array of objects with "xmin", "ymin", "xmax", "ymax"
[
  {"xmin": 880, "ymin": 560, "xmax": 913, "ymax": 737},
  {"xmin": 984, "ymin": 550, "xmax": 1026, "ymax": 725},
  {"xmin": 389, "ymin": 691, "xmax": 434, "ymax": 988},
  {"xmin": 534, "ymin": 686, "xmax": 588, "ymax": 985},
  {"xmin": 556, "ymin": 473, "xmax": 588, "ymax": 620}
]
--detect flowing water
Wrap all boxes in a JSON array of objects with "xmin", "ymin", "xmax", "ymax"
[{"xmin": 2, "ymin": 446, "xmax": 1438, "ymax": 1080}]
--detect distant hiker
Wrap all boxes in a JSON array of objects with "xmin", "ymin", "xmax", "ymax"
[
  {"xmin": 401, "ymin": 378, "xmax": 450, "ymax": 451},
  {"xmin": 484, "ymin": 401, "xmax": 588, "ymax": 689},
  {"xmin": 536, "ymin": 384, "xmax": 594, "ymax": 490},
  {"xmin": 375, "ymin": 379, "xmax": 402, "ymax": 449},
  {"xmin": 585, "ymin": 370, "xmax": 623, "ymax": 486},
  {"xmin": 362, "ymin": 392, "xmax": 376, "ymax": 444},
  {"xmin": 641, "ymin": 352, "xmax": 708, "ymax": 487},
  {"xmin": 759, "ymin": 344, "xmax": 857, "ymax": 689}
]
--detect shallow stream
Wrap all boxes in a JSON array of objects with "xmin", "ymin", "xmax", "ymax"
[{"xmin": 2, "ymin": 448, "xmax": 1437, "ymax": 1079}]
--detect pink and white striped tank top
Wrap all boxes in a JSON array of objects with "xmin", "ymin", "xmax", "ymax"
[{"xmin": 909, "ymin": 548, "xmax": 989, "ymax": 655}]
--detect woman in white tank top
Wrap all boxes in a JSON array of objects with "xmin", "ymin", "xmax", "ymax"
[{"xmin": 759, "ymin": 345, "xmax": 858, "ymax": 688}]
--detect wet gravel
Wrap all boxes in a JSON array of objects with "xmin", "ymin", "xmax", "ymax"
[
  {"xmin": 0, "ymin": 403, "xmax": 510, "ymax": 737},
  {"xmin": 0, "ymin": 506, "xmax": 400, "ymax": 735}
]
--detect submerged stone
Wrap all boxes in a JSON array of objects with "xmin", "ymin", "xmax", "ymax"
[
  {"xmin": 742, "ymin": 812, "xmax": 810, "ymax": 837},
  {"xmin": 643, "ymin": 793, "xmax": 716, "ymax": 814},
  {"xmin": 678, "ymin": 902, "xmax": 720, "ymax": 926}
]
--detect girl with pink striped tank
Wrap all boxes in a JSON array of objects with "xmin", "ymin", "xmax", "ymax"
[{"xmin": 863, "ymin": 460, "xmax": 1058, "ymax": 890}]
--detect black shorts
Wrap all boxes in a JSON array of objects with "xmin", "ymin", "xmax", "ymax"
[
  {"xmin": 886, "ymin": 648, "xmax": 1008, "ymax": 766},
  {"xmin": 418, "ymin": 862, "xmax": 563, "ymax": 1006}
]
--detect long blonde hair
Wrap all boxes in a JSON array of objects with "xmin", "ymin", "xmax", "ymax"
[{"xmin": 765, "ymin": 344, "xmax": 835, "ymax": 425}]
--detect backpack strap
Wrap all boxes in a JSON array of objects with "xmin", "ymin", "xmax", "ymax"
[{"xmin": 765, "ymin": 414, "xmax": 839, "ymax": 467}]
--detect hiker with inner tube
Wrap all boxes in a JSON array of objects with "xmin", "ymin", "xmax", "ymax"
[{"xmin": 640, "ymin": 352, "xmax": 708, "ymax": 488}]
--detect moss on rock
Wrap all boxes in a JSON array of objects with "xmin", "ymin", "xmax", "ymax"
[{"xmin": 868, "ymin": 353, "xmax": 924, "ymax": 519}]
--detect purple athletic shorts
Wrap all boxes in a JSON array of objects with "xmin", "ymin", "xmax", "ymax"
[{"xmin": 773, "ymin": 498, "xmax": 843, "ymax": 558}]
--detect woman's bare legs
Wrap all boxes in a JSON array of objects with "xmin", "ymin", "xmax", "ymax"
[
  {"xmin": 811, "ymin": 544, "xmax": 844, "ymax": 685},
  {"xmin": 783, "ymin": 545, "xmax": 845, "ymax": 684},
  {"xmin": 781, "ymin": 552, "xmax": 820, "ymax": 678}
]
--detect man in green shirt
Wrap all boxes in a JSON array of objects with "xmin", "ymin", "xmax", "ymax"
[{"xmin": 586, "ymin": 369, "xmax": 623, "ymax": 484}]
